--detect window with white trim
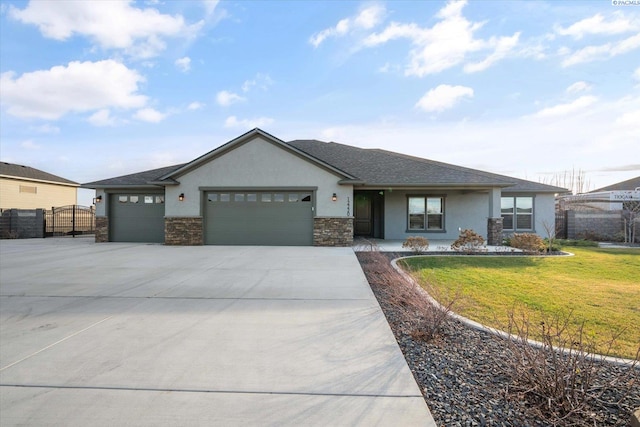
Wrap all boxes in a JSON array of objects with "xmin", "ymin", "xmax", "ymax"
[
  {"xmin": 501, "ymin": 196, "xmax": 533, "ymax": 231},
  {"xmin": 408, "ymin": 196, "xmax": 444, "ymax": 230}
]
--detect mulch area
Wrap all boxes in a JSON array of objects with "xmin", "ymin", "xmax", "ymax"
[{"xmin": 356, "ymin": 251, "xmax": 640, "ymax": 427}]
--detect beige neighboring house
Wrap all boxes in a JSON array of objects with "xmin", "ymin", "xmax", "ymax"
[{"xmin": 0, "ymin": 162, "xmax": 79, "ymax": 210}]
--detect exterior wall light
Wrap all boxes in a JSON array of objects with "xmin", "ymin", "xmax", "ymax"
[
  {"xmin": 94, "ymin": 195, "xmax": 102, "ymax": 203},
  {"xmin": 332, "ymin": 193, "xmax": 337, "ymax": 202},
  {"xmin": 178, "ymin": 193, "xmax": 185, "ymax": 201}
]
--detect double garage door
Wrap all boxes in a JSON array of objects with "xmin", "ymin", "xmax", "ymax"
[{"xmin": 205, "ymin": 190, "xmax": 314, "ymax": 246}]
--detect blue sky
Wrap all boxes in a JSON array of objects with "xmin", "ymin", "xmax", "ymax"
[{"xmin": 1, "ymin": 0, "xmax": 639, "ymax": 205}]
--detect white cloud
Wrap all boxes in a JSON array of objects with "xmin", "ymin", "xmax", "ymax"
[
  {"xmin": 532, "ymin": 95, "xmax": 598, "ymax": 118},
  {"xmin": 187, "ymin": 101, "xmax": 205, "ymax": 110},
  {"xmin": 21, "ymin": 140, "xmax": 41, "ymax": 150},
  {"xmin": 363, "ymin": 0, "xmax": 519, "ymax": 76},
  {"xmin": 464, "ymin": 32, "xmax": 520, "ymax": 73},
  {"xmin": 30, "ymin": 124, "xmax": 60, "ymax": 134},
  {"xmin": 615, "ymin": 109, "xmax": 640, "ymax": 127},
  {"xmin": 224, "ymin": 115, "xmax": 274, "ymax": 129},
  {"xmin": 415, "ymin": 84, "xmax": 474, "ymax": 113},
  {"xmin": 203, "ymin": 0, "xmax": 217, "ymax": 14},
  {"xmin": 134, "ymin": 107, "xmax": 167, "ymax": 123},
  {"xmin": 241, "ymin": 73, "xmax": 273, "ymax": 92},
  {"xmin": 555, "ymin": 13, "xmax": 639, "ymax": 40},
  {"xmin": 562, "ymin": 33, "xmax": 640, "ymax": 67},
  {"xmin": 310, "ymin": 4, "xmax": 385, "ymax": 47},
  {"xmin": 0, "ymin": 60, "xmax": 147, "ymax": 120},
  {"xmin": 9, "ymin": 0, "xmax": 202, "ymax": 59},
  {"xmin": 633, "ymin": 66, "xmax": 640, "ymax": 81},
  {"xmin": 88, "ymin": 109, "xmax": 116, "ymax": 127},
  {"xmin": 566, "ymin": 81, "xmax": 591, "ymax": 94},
  {"xmin": 175, "ymin": 56, "xmax": 191, "ymax": 72},
  {"xmin": 216, "ymin": 90, "xmax": 245, "ymax": 106}
]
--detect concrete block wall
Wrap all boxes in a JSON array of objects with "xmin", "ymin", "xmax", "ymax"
[
  {"xmin": 567, "ymin": 210, "xmax": 624, "ymax": 241},
  {"xmin": 0, "ymin": 209, "xmax": 45, "ymax": 239}
]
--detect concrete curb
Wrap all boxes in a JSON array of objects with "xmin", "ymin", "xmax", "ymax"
[{"xmin": 390, "ymin": 257, "xmax": 638, "ymax": 367}]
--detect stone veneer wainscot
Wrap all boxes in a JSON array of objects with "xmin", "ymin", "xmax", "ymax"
[
  {"xmin": 313, "ymin": 217, "xmax": 353, "ymax": 247},
  {"xmin": 487, "ymin": 217, "xmax": 503, "ymax": 246},
  {"xmin": 165, "ymin": 217, "xmax": 203, "ymax": 245},
  {"xmin": 95, "ymin": 217, "xmax": 109, "ymax": 243}
]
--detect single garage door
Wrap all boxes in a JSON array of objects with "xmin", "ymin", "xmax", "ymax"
[
  {"xmin": 205, "ymin": 191, "xmax": 313, "ymax": 245},
  {"xmin": 110, "ymin": 193, "xmax": 165, "ymax": 243}
]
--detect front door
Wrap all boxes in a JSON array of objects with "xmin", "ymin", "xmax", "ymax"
[{"xmin": 354, "ymin": 194, "xmax": 372, "ymax": 236}]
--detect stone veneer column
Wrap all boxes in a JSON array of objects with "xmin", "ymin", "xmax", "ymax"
[
  {"xmin": 165, "ymin": 217, "xmax": 203, "ymax": 245},
  {"xmin": 313, "ymin": 217, "xmax": 353, "ymax": 247},
  {"xmin": 487, "ymin": 217, "xmax": 503, "ymax": 246},
  {"xmin": 95, "ymin": 217, "xmax": 109, "ymax": 242}
]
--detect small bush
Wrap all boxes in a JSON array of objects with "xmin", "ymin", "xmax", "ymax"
[
  {"xmin": 402, "ymin": 236, "xmax": 430, "ymax": 253},
  {"xmin": 510, "ymin": 233, "xmax": 545, "ymax": 253},
  {"xmin": 497, "ymin": 308, "xmax": 639, "ymax": 425},
  {"xmin": 358, "ymin": 250, "xmax": 457, "ymax": 342},
  {"xmin": 451, "ymin": 228, "xmax": 485, "ymax": 252}
]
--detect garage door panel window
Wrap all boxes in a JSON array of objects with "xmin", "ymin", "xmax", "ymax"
[
  {"xmin": 235, "ymin": 194, "xmax": 245, "ymax": 202},
  {"xmin": 502, "ymin": 196, "xmax": 533, "ymax": 231},
  {"xmin": 274, "ymin": 193, "xmax": 284, "ymax": 202},
  {"xmin": 408, "ymin": 196, "xmax": 444, "ymax": 231},
  {"xmin": 247, "ymin": 193, "xmax": 257, "ymax": 202}
]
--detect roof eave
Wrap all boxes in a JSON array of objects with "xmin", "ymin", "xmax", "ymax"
[
  {"xmin": 81, "ymin": 184, "xmax": 165, "ymax": 190},
  {"xmin": 1, "ymin": 174, "xmax": 80, "ymax": 187},
  {"xmin": 160, "ymin": 128, "xmax": 357, "ymax": 181}
]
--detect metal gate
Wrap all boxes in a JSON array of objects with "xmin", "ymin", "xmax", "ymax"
[
  {"xmin": 45, "ymin": 205, "xmax": 95, "ymax": 237},
  {"xmin": 555, "ymin": 210, "xmax": 567, "ymax": 239}
]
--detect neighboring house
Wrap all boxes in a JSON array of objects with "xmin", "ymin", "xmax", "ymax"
[
  {"xmin": 558, "ymin": 176, "xmax": 640, "ymax": 211},
  {"xmin": 556, "ymin": 176, "xmax": 640, "ymax": 242},
  {"xmin": 0, "ymin": 162, "xmax": 79, "ymax": 210},
  {"xmin": 83, "ymin": 128, "xmax": 566, "ymax": 246}
]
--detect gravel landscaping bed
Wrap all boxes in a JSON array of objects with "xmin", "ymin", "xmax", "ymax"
[{"xmin": 356, "ymin": 252, "xmax": 640, "ymax": 427}]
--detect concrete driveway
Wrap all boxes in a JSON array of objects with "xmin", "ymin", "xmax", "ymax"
[{"xmin": 0, "ymin": 238, "xmax": 434, "ymax": 426}]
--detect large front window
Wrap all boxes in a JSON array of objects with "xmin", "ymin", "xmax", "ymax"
[
  {"xmin": 501, "ymin": 196, "xmax": 533, "ymax": 231},
  {"xmin": 408, "ymin": 196, "xmax": 444, "ymax": 230}
]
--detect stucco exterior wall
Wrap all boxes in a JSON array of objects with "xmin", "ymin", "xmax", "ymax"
[
  {"xmin": 165, "ymin": 136, "xmax": 352, "ymax": 218},
  {"xmin": 383, "ymin": 190, "xmax": 490, "ymax": 240},
  {"xmin": 0, "ymin": 177, "xmax": 77, "ymax": 210}
]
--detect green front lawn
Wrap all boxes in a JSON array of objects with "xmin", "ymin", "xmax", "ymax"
[{"xmin": 402, "ymin": 247, "xmax": 640, "ymax": 359}]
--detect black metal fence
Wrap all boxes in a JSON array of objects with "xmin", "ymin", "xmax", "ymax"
[
  {"xmin": 45, "ymin": 205, "xmax": 95, "ymax": 237},
  {"xmin": 555, "ymin": 210, "xmax": 567, "ymax": 239}
]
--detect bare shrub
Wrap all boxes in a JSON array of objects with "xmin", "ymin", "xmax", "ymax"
[
  {"xmin": 451, "ymin": 228, "xmax": 485, "ymax": 252},
  {"xmin": 509, "ymin": 233, "xmax": 545, "ymax": 253},
  {"xmin": 402, "ymin": 236, "xmax": 430, "ymax": 253},
  {"xmin": 358, "ymin": 249, "xmax": 457, "ymax": 342},
  {"xmin": 497, "ymin": 307, "xmax": 639, "ymax": 425}
]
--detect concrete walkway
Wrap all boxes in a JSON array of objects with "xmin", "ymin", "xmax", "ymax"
[{"xmin": 0, "ymin": 238, "xmax": 435, "ymax": 426}]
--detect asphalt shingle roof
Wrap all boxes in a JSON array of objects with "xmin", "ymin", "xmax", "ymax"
[
  {"xmin": 590, "ymin": 176, "xmax": 640, "ymax": 193},
  {"xmin": 83, "ymin": 164, "xmax": 185, "ymax": 187},
  {"xmin": 287, "ymin": 140, "xmax": 566, "ymax": 192},
  {"xmin": 82, "ymin": 135, "xmax": 567, "ymax": 193},
  {"xmin": 0, "ymin": 162, "xmax": 78, "ymax": 186}
]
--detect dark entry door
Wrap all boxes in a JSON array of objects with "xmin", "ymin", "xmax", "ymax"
[{"xmin": 354, "ymin": 194, "xmax": 372, "ymax": 236}]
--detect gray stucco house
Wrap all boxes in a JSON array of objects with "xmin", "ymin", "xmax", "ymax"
[{"xmin": 83, "ymin": 128, "xmax": 566, "ymax": 246}]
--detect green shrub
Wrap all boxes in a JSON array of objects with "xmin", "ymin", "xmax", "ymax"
[
  {"xmin": 451, "ymin": 229, "xmax": 485, "ymax": 252},
  {"xmin": 510, "ymin": 233, "xmax": 545, "ymax": 253},
  {"xmin": 555, "ymin": 239, "xmax": 599, "ymax": 248},
  {"xmin": 402, "ymin": 236, "xmax": 430, "ymax": 253}
]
